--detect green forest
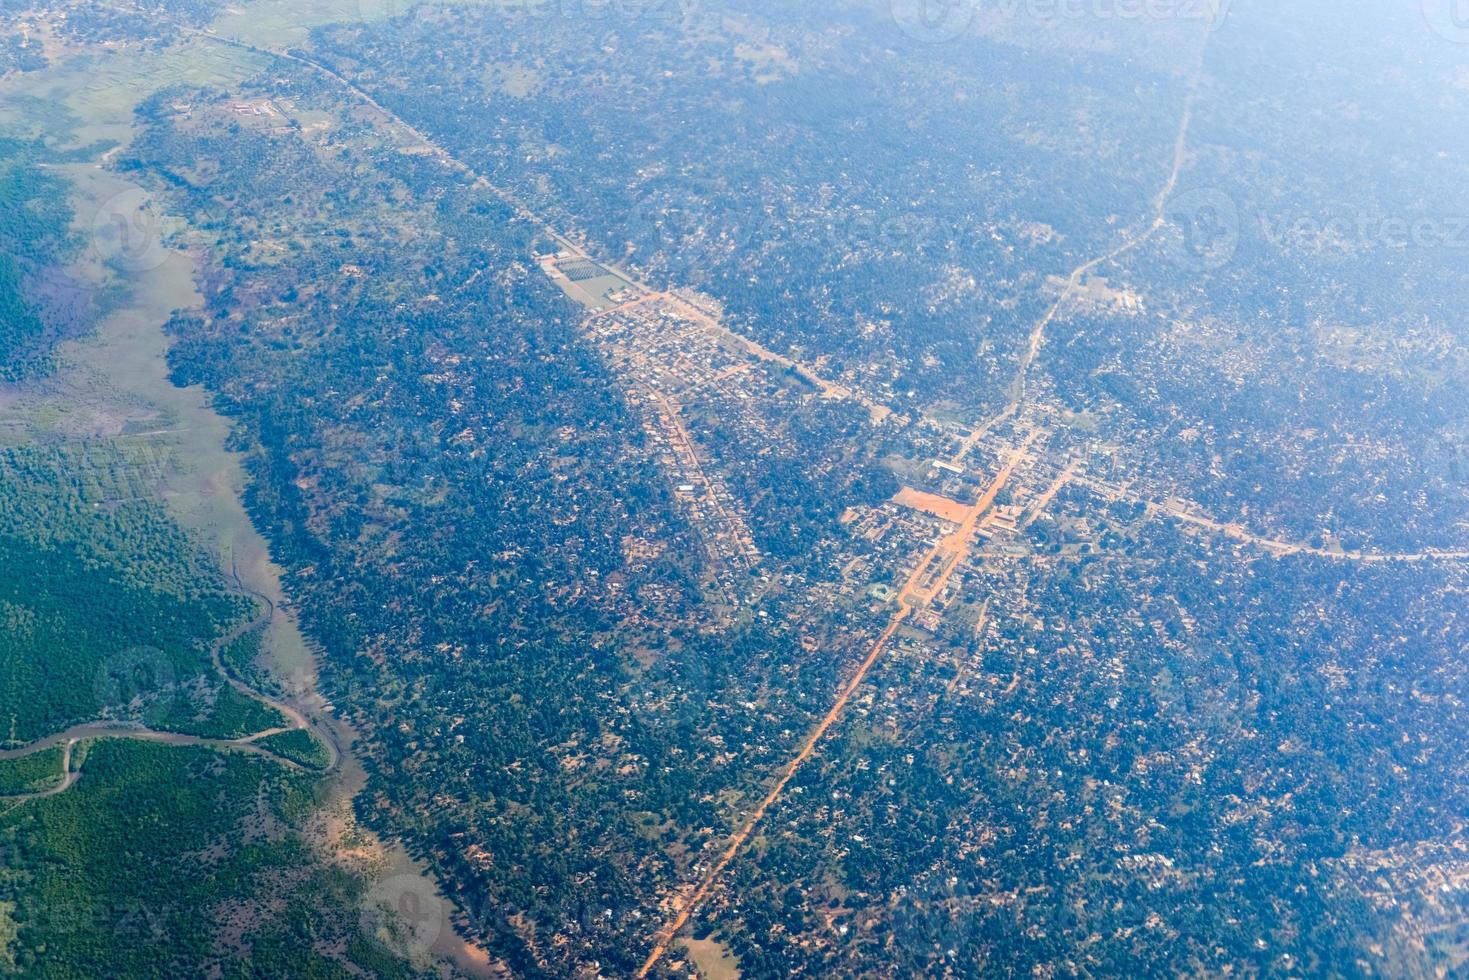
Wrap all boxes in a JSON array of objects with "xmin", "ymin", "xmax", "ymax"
[
  {"xmin": 0, "ymin": 441, "xmax": 414, "ymax": 973},
  {"xmin": 0, "ymin": 749, "xmax": 64, "ymax": 796},
  {"xmin": 0, "ymin": 740, "xmax": 421, "ymax": 978},
  {"xmin": 0, "ymin": 138, "xmax": 77, "ymax": 381}
]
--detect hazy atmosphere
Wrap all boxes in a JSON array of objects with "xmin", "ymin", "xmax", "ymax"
[{"xmin": 1, "ymin": 1, "xmax": 1466, "ymax": 976}]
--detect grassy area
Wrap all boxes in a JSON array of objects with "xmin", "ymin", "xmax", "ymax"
[
  {"xmin": 0, "ymin": 739, "xmax": 417, "ymax": 977},
  {"xmin": 0, "ymin": 749, "xmax": 65, "ymax": 796},
  {"xmin": 0, "ymin": 530, "xmax": 241, "ymax": 744},
  {"xmin": 143, "ymin": 681, "xmax": 287, "ymax": 739},
  {"xmin": 257, "ymin": 728, "xmax": 332, "ymax": 771},
  {"xmin": 0, "ymin": 138, "xmax": 74, "ymax": 381},
  {"xmin": 680, "ymin": 935, "xmax": 743, "ymax": 980},
  {"xmin": 0, "ymin": 16, "xmax": 440, "ymax": 978}
]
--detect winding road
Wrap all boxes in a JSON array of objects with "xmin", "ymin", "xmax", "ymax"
[
  {"xmin": 952, "ymin": 53, "xmax": 1207, "ymax": 467},
  {"xmin": 0, "ymin": 598, "xmax": 339, "ymax": 804}
]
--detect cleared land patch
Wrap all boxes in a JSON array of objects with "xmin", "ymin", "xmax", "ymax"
[{"xmin": 893, "ymin": 486, "xmax": 972, "ymax": 524}]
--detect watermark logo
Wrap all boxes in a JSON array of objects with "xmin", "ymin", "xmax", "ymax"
[
  {"xmin": 890, "ymin": 0, "xmax": 977, "ymax": 42},
  {"xmin": 1189, "ymin": 0, "xmax": 1232, "ymax": 32},
  {"xmin": 361, "ymin": 873, "xmax": 446, "ymax": 960},
  {"xmin": 1160, "ymin": 187, "xmax": 1469, "ymax": 272},
  {"xmin": 890, "ymin": 875, "xmax": 971, "ymax": 969},
  {"xmin": 92, "ymin": 646, "xmax": 176, "ymax": 716},
  {"xmin": 1423, "ymin": 0, "xmax": 1469, "ymax": 43},
  {"xmin": 1162, "ymin": 187, "xmax": 1239, "ymax": 272},
  {"xmin": 849, "ymin": 210, "xmax": 941, "ymax": 257},
  {"xmin": 27, "ymin": 900, "xmax": 171, "ymax": 943},
  {"xmin": 353, "ymin": 0, "xmax": 699, "ymax": 28},
  {"xmin": 622, "ymin": 175, "xmax": 728, "ymax": 266},
  {"xmin": 1257, "ymin": 211, "xmax": 1469, "ymax": 254},
  {"xmin": 113, "ymin": 900, "xmax": 171, "ymax": 944},
  {"xmin": 1425, "ymin": 436, "xmax": 1468, "ymax": 488},
  {"xmin": 91, "ymin": 189, "xmax": 174, "ymax": 276},
  {"xmin": 889, "ymin": 0, "xmax": 1231, "ymax": 43},
  {"xmin": 628, "ymin": 645, "xmax": 715, "ymax": 733}
]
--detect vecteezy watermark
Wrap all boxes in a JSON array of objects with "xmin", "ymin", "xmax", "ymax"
[
  {"xmin": 622, "ymin": 176, "xmax": 940, "ymax": 273},
  {"xmin": 1257, "ymin": 211, "xmax": 1469, "ymax": 253},
  {"xmin": 353, "ymin": 0, "xmax": 699, "ymax": 27},
  {"xmin": 91, "ymin": 189, "xmax": 176, "ymax": 277},
  {"xmin": 843, "ymin": 210, "xmax": 942, "ymax": 258},
  {"xmin": 26, "ymin": 898, "xmax": 173, "ymax": 944},
  {"xmin": 92, "ymin": 646, "xmax": 176, "ymax": 716},
  {"xmin": 1425, "ymin": 436, "xmax": 1468, "ymax": 488},
  {"xmin": 1422, "ymin": 0, "xmax": 1469, "ymax": 43},
  {"xmin": 1161, "ymin": 187, "xmax": 1240, "ymax": 272},
  {"xmin": 889, "ymin": 0, "xmax": 1231, "ymax": 43},
  {"xmin": 361, "ymin": 873, "xmax": 447, "ymax": 961},
  {"xmin": 1161, "ymin": 189, "xmax": 1469, "ymax": 271},
  {"xmin": 890, "ymin": 0, "xmax": 979, "ymax": 42}
]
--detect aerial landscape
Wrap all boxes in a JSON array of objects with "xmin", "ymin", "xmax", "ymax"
[{"xmin": 0, "ymin": 0, "xmax": 1466, "ymax": 976}]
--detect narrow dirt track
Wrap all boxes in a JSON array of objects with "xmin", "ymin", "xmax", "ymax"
[
  {"xmin": 0, "ymin": 601, "xmax": 337, "ymax": 802},
  {"xmin": 952, "ymin": 50, "xmax": 1207, "ymax": 467},
  {"xmin": 634, "ymin": 606, "xmax": 912, "ymax": 977},
  {"xmin": 636, "ymin": 437, "xmax": 1033, "ymax": 976}
]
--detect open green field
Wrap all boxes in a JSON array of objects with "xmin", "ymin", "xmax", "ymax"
[
  {"xmin": 257, "ymin": 727, "xmax": 333, "ymax": 770},
  {"xmin": 0, "ymin": 527, "xmax": 240, "ymax": 744},
  {"xmin": 0, "ymin": 7, "xmax": 493, "ymax": 974},
  {"xmin": 0, "ymin": 36, "xmax": 314, "ymax": 694},
  {"xmin": 0, "ymin": 739, "xmax": 419, "ymax": 977},
  {"xmin": 0, "ymin": 748, "xmax": 64, "ymax": 796}
]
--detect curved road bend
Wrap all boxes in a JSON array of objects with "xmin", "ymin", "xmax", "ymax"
[{"xmin": 0, "ymin": 605, "xmax": 338, "ymax": 801}]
